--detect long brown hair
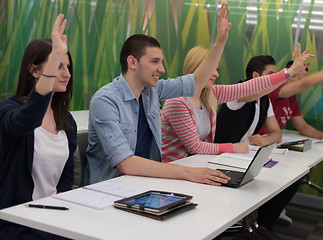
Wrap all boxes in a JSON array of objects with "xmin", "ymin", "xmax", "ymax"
[
  {"xmin": 183, "ymin": 46, "xmax": 217, "ymax": 113},
  {"xmin": 15, "ymin": 38, "xmax": 73, "ymax": 131}
]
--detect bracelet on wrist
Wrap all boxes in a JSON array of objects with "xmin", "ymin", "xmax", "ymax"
[
  {"xmin": 284, "ymin": 68, "xmax": 292, "ymax": 79},
  {"xmin": 41, "ymin": 73, "xmax": 57, "ymax": 78}
]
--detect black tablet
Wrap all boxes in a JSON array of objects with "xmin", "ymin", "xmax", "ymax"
[
  {"xmin": 114, "ymin": 190, "xmax": 192, "ymax": 213},
  {"xmin": 277, "ymin": 139, "xmax": 309, "ymax": 148}
]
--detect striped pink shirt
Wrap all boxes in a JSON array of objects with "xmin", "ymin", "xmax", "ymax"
[{"xmin": 161, "ymin": 69, "xmax": 286, "ymax": 163}]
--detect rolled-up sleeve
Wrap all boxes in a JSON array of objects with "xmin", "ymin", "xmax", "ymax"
[{"xmin": 90, "ymin": 95, "xmax": 134, "ymax": 168}]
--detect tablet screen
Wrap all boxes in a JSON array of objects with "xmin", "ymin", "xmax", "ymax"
[{"xmin": 123, "ymin": 193, "xmax": 184, "ymax": 209}]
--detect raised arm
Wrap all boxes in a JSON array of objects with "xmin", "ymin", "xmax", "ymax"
[
  {"xmin": 238, "ymin": 84, "xmax": 283, "ymax": 103},
  {"xmin": 238, "ymin": 43, "xmax": 315, "ymax": 102},
  {"xmin": 279, "ymin": 71, "xmax": 323, "ymax": 98},
  {"xmin": 214, "ymin": 72, "xmax": 286, "ymax": 104},
  {"xmin": 35, "ymin": 14, "xmax": 68, "ymax": 95},
  {"xmin": 193, "ymin": 2, "xmax": 232, "ymax": 94},
  {"xmin": 285, "ymin": 42, "xmax": 315, "ymax": 78}
]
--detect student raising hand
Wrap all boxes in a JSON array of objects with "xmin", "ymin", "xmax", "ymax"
[
  {"xmin": 36, "ymin": 14, "xmax": 69, "ymax": 95},
  {"xmin": 0, "ymin": 14, "xmax": 76, "ymax": 239},
  {"xmin": 51, "ymin": 14, "xmax": 68, "ymax": 56},
  {"xmin": 216, "ymin": 2, "xmax": 232, "ymax": 42}
]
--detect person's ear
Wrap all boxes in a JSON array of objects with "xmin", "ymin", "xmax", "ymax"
[
  {"xmin": 252, "ymin": 71, "xmax": 260, "ymax": 78},
  {"xmin": 127, "ymin": 55, "xmax": 137, "ymax": 70},
  {"xmin": 29, "ymin": 64, "xmax": 41, "ymax": 78}
]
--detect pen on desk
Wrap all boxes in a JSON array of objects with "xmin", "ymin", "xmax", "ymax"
[{"xmin": 28, "ymin": 204, "xmax": 69, "ymax": 211}]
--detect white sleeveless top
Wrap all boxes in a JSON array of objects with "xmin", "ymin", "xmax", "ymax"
[{"xmin": 32, "ymin": 127, "xmax": 69, "ymax": 200}]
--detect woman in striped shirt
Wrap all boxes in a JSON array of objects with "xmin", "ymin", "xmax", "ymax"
[{"xmin": 161, "ymin": 45, "xmax": 312, "ymax": 163}]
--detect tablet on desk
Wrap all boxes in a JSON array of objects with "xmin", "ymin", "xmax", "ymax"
[
  {"xmin": 114, "ymin": 190, "xmax": 192, "ymax": 213},
  {"xmin": 277, "ymin": 139, "xmax": 312, "ymax": 152},
  {"xmin": 277, "ymin": 139, "xmax": 308, "ymax": 148}
]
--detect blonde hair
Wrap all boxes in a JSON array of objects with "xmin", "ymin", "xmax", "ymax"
[{"xmin": 183, "ymin": 46, "xmax": 217, "ymax": 113}]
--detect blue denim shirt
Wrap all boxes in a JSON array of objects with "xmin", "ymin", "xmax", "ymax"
[{"xmin": 85, "ymin": 73, "xmax": 195, "ymax": 184}]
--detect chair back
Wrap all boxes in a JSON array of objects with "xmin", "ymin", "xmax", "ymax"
[{"xmin": 77, "ymin": 132, "xmax": 88, "ymax": 187}]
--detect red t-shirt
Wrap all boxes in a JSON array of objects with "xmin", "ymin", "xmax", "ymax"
[{"xmin": 259, "ymin": 84, "xmax": 302, "ymax": 134}]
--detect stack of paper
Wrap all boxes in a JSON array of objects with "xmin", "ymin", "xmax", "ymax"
[
  {"xmin": 53, "ymin": 182, "xmax": 144, "ymax": 210},
  {"xmin": 248, "ymin": 145, "xmax": 288, "ymax": 155}
]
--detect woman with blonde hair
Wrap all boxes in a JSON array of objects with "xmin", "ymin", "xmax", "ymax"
[{"xmin": 161, "ymin": 45, "xmax": 312, "ymax": 163}]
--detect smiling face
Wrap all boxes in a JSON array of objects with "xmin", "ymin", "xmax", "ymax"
[
  {"xmin": 135, "ymin": 46, "xmax": 165, "ymax": 87},
  {"xmin": 52, "ymin": 54, "xmax": 71, "ymax": 92},
  {"xmin": 34, "ymin": 54, "xmax": 71, "ymax": 92}
]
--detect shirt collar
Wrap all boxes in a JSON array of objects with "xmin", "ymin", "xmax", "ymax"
[
  {"xmin": 117, "ymin": 74, "xmax": 151, "ymax": 101},
  {"xmin": 117, "ymin": 74, "xmax": 136, "ymax": 101}
]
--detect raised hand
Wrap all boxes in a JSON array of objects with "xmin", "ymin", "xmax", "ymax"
[
  {"xmin": 51, "ymin": 14, "xmax": 68, "ymax": 57},
  {"xmin": 35, "ymin": 14, "xmax": 68, "ymax": 95},
  {"xmin": 288, "ymin": 42, "xmax": 315, "ymax": 77},
  {"xmin": 292, "ymin": 42, "xmax": 301, "ymax": 61},
  {"xmin": 216, "ymin": 2, "xmax": 233, "ymax": 42},
  {"xmin": 193, "ymin": 3, "xmax": 232, "ymax": 94}
]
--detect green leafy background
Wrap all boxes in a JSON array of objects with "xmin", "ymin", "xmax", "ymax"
[{"xmin": 1, "ymin": 0, "xmax": 322, "ymax": 196}]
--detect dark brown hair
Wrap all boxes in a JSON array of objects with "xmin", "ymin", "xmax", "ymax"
[
  {"xmin": 119, "ymin": 34, "xmax": 161, "ymax": 74},
  {"xmin": 245, "ymin": 55, "xmax": 275, "ymax": 80},
  {"xmin": 15, "ymin": 38, "xmax": 73, "ymax": 131}
]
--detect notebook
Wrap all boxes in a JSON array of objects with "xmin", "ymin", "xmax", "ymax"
[{"xmin": 212, "ymin": 143, "xmax": 275, "ymax": 188}]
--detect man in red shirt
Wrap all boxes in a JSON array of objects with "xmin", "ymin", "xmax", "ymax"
[
  {"xmin": 260, "ymin": 61, "xmax": 323, "ymax": 139},
  {"xmin": 258, "ymin": 60, "xmax": 323, "ymax": 226}
]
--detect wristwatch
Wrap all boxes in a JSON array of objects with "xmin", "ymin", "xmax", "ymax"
[{"xmin": 284, "ymin": 68, "xmax": 292, "ymax": 79}]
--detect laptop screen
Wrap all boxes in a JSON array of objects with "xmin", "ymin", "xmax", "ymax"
[{"xmin": 239, "ymin": 143, "xmax": 275, "ymax": 186}]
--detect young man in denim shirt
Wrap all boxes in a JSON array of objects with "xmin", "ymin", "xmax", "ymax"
[{"xmin": 85, "ymin": 3, "xmax": 233, "ymax": 186}]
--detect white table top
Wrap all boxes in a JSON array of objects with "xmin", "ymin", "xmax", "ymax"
[
  {"xmin": 70, "ymin": 110, "xmax": 89, "ymax": 134},
  {"xmin": 274, "ymin": 130, "xmax": 323, "ymax": 169},
  {"xmin": 0, "ymin": 153, "xmax": 310, "ymax": 240}
]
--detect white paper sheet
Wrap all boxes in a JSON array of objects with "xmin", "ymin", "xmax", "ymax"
[
  {"xmin": 248, "ymin": 145, "xmax": 288, "ymax": 155},
  {"xmin": 53, "ymin": 183, "xmax": 144, "ymax": 210},
  {"xmin": 85, "ymin": 182, "xmax": 144, "ymax": 197},
  {"xmin": 53, "ymin": 188, "xmax": 120, "ymax": 210}
]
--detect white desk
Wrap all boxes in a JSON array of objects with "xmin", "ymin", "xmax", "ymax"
[
  {"xmin": 70, "ymin": 110, "xmax": 89, "ymax": 134},
  {"xmin": 273, "ymin": 130, "xmax": 323, "ymax": 169},
  {"xmin": 0, "ymin": 154, "xmax": 309, "ymax": 240}
]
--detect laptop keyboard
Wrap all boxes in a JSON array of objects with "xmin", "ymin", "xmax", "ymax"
[{"xmin": 217, "ymin": 169, "xmax": 244, "ymax": 183}]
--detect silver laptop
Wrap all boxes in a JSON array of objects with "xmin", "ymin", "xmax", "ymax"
[{"xmin": 213, "ymin": 143, "xmax": 275, "ymax": 188}]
